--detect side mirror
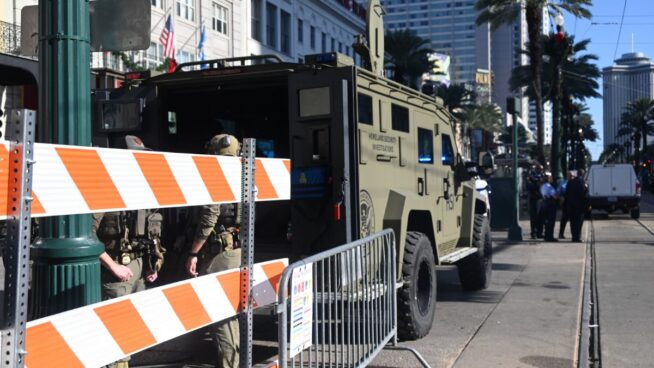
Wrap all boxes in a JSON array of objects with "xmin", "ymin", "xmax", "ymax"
[{"xmin": 478, "ymin": 151, "xmax": 495, "ymax": 175}]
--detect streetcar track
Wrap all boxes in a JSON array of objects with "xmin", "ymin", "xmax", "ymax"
[{"xmin": 588, "ymin": 219, "xmax": 601, "ymax": 368}]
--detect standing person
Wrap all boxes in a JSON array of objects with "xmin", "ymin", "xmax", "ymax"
[
  {"xmin": 527, "ymin": 164, "xmax": 544, "ymax": 239},
  {"xmin": 558, "ymin": 171, "xmax": 574, "ymax": 239},
  {"xmin": 540, "ymin": 173, "xmax": 559, "ymax": 242},
  {"xmin": 185, "ymin": 134, "xmax": 241, "ymax": 368},
  {"xmin": 95, "ymin": 136, "xmax": 166, "ymax": 368},
  {"xmin": 566, "ymin": 168, "xmax": 588, "ymax": 242}
]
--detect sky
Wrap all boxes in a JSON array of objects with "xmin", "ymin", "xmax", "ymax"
[{"xmin": 561, "ymin": 0, "xmax": 654, "ymax": 161}]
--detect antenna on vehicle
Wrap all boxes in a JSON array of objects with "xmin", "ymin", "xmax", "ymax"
[{"xmin": 353, "ymin": 0, "xmax": 386, "ymax": 77}]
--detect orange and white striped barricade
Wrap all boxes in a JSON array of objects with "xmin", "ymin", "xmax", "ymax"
[
  {"xmin": 0, "ymin": 141, "xmax": 290, "ymax": 219},
  {"xmin": 0, "ymin": 110, "xmax": 291, "ymax": 368},
  {"xmin": 25, "ymin": 258, "xmax": 287, "ymax": 368}
]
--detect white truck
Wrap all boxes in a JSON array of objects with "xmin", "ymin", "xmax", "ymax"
[{"xmin": 587, "ymin": 164, "xmax": 641, "ymax": 219}]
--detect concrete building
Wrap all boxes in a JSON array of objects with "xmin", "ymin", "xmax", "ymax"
[
  {"xmin": 383, "ymin": 0, "xmax": 491, "ymax": 88},
  {"xmin": 602, "ymin": 52, "xmax": 654, "ymax": 149},
  {"xmin": 95, "ymin": 0, "xmax": 365, "ymax": 72}
]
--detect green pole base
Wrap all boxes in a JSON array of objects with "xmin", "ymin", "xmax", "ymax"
[
  {"xmin": 30, "ymin": 237, "xmax": 104, "ymax": 318},
  {"xmin": 508, "ymin": 224, "xmax": 523, "ymax": 241}
]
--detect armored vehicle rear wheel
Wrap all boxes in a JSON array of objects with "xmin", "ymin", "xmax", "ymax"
[
  {"xmin": 631, "ymin": 207, "xmax": 640, "ymax": 219},
  {"xmin": 398, "ymin": 232, "xmax": 436, "ymax": 340},
  {"xmin": 457, "ymin": 215, "xmax": 492, "ymax": 291}
]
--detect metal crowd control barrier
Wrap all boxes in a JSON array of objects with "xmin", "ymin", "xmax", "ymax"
[{"xmin": 275, "ymin": 229, "xmax": 430, "ymax": 368}]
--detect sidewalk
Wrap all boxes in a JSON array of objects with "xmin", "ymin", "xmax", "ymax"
[{"xmin": 452, "ymin": 221, "xmax": 586, "ymax": 367}]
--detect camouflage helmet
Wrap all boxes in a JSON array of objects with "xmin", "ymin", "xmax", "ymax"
[{"xmin": 207, "ymin": 134, "xmax": 239, "ymax": 156}]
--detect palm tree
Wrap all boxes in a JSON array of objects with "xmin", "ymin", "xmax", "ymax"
[
  {"xmin": 617, "ymin": 99, "xmax": 654, "ymax": 167},
  {"xmin": 463, "ymin": 103, "xmax": 503, "ymax": 151},
  {"xmin": 385, "ymin": 29, "xmax": 434, "ymax": 89},
  {"xmin": 510, "ymin": 35, "xmax": 601, "ymax": 103},
  {"xmin": 476, "ymin": 0, "xmax": 592, "ymax": 165},
  {"xmin": 510, "ymin": 34, "xmax": 600, "ymax": 173},
  {"xmin": 436, "ymin": 83, "xmax": 475, "ymax": 118},
  {"xmin": 626, "ymin": 99, "xmax": 654, "ymax": 162}
]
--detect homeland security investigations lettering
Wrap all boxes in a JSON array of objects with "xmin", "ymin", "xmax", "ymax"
[{"xmin": 369, "ymin": 133, "xmax": 396, "ymax": 153}]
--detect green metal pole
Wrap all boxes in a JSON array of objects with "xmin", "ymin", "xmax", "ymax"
[
  {"xmin": 31, "ymin": 0, "xmax": 104, "ymax": 318},
  {"xmin": 508, "ymin": 97, "xmax": 523, "ymax": 241}
]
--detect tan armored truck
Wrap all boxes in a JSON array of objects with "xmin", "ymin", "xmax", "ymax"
[{"xmin": 92, "ymin": 0, "xmax": 493, "ymax": 340}]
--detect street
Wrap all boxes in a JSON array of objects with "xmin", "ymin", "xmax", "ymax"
[{"xmin": 369, "ymin": 196, "xmax": 654, "ymax": 368}]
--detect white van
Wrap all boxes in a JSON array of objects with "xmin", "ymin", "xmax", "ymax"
[{"xmin": 587, "ymin": 164, "xmax": 641, "ymax": 218}]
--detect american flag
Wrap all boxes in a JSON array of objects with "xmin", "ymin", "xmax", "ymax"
[{"xmin": 160, "ymin": 15, "xmax": 175, "ymax": 58}]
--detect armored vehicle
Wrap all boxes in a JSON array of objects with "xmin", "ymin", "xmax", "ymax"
[{"xmin": 92, "ymin": 0, "xmax": 493, "ymax": 340}]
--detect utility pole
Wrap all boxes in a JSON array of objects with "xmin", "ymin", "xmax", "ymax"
[
  {"xmin": 507, "ymin": 97, "xmax": 523, "ymax": 241},
  {"xmin": 31, "ymin": 0, "xmax": 104, "ymax": 318}
]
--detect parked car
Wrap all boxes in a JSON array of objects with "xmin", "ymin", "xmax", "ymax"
[{"xmin": 587, "ymin": 164, "xmax": 641, "ymax": 219}]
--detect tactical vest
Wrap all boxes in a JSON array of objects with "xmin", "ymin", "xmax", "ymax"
[{"xmin": 97, "ymin": 210, "xmax": 165, "ymax": 270}]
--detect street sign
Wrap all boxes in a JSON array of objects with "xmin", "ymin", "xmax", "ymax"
[{"xmin": 20, "ymin": 0, "xmax": 150, "ymax": 57}]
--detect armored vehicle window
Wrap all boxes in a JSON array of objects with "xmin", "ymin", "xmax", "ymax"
[
  {"xmin": 391, "ymin": 104, "xmax": 409, "ymax": 132},
  {"xmin": 299, "ymin": 87, "xmax": 330, "ymax": 117},
  {"xmin": 441, "ymin": 134, "xmax": 454, "ymax": 166},
  {"xmin": 418, "ymin": 128, "xmax": 433, "ymax": 164},
  {"xmin": 357, "ymin": 93, "xmax": 373, "ymax": 125}
]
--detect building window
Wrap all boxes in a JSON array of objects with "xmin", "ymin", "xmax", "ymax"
[
  {"xmin": 310, "ymin": 26, "xmax": 316, "ymax": 49},
  {"xmin": 281, "ymin": 11, "xmax": 291, "ymax": 54},
  {"xmin": 177, "ymin": 50, "xmax": 196, "ymax": 65},
  {"xmin": 338, "ymin": 42, "xmax": 342, "ymax": 53},
  {"xmin": 266, "ymin": 3, "xmax": 277, "ymax": 48},
  {"xmin": 176, "ymin": 0, "xmax": 195, "ymax": 21},
  {"xmin": 418, "ymin": 128, "xmax": 434, "ymax": 164},
  {"xmin": 212, "ymin": 3, "xmax": 228, "ymax": 35},
  {"xmin": 331, "ymin": 38, "xmax": 335, "ymax": 51},
  {"xmin": 151, "ymin": 0, "xmax": 163, "ymax": 9},
  {"xmin": 143, "ymin": 42, "xmax": 164, "ymax": 69},
  {"xmin": 251, "ymin": 0, "xmax": 262, "ymax": 41},
  {"xmin": 297, "ymin": 19, "xmax": 303, "ymax": 43},
  {"xmin": 321, "ymin": 32, "xmax": 327, "ymax": 52}
]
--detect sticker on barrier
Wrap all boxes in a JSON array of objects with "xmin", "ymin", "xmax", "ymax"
[
  {"xmin": 0, "ymin": 142, "xmax": 291, "ymax": 220},
  {"xmin": 289, "ymin": 264, "xmax": 313, "ymax": 358},
  {"xmin": 24, "ymin": 258, "xmax": 287, "ymax": 368}
]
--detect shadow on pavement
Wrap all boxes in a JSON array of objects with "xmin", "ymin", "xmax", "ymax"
[
  {"xmin": 436, "ymin": 268, "xmax": 504, "ymax": 304},
  {"xmin": 519, "ymin": 355, "xmax": 573, "ymax": 368},
  {"xmin": 492, "ymin": 262, "xmax": 525, "ymax": 271}
]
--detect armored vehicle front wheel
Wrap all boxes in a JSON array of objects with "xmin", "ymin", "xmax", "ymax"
[
  {"xmin": 457, "ymin": 214, "xmax": 493, "ymax": 291},
  {"xmin": 398, "ymin": 232, "xmax": 436, "ymax": 340}
]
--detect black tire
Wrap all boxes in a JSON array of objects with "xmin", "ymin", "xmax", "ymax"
[
  {"xmin": 457, "ymin": 215, "xmax": 493, "ymax": 291},
  {"xmin": 397, "ymin": 232, "xmax": 436, "ymax": 340},
  {"xmin": 631, "ymin": 207, "xmax": 640, "ymax": 219}
]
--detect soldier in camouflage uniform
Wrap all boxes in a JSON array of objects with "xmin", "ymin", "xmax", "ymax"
[
  {"xmin": 95, "ymin": 136, "xmax": 166, "ymax": 368},
  {"xmin": 185, "ymin": 134, "xmax": 241, "ymax": 368}
]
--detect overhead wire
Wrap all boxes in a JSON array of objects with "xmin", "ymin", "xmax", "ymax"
[{"xmin": 613, "ymin": 0, "xmax": 629, "ymax": 60}]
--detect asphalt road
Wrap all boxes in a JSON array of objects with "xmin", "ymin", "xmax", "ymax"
[{"xmin": 591, "ymin": 196, "xmax": 654, "ymax": 367}]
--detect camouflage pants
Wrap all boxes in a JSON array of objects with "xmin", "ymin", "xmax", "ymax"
[
  {"xmin": 101, "ymin": 257, "xmax": 145, "ymax": 299},
  {"xmin": 204, "ymin": 248, "xmax": 242, "ymax": 368},
  {"xmin": 101, "ymin": 257, "xmax": 145, "ymax": 366}
]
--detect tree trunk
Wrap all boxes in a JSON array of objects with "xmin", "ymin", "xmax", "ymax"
[
  {"xmin": 642, "ymin": 124, "xmax": 648, "ymax": 163},
  {"xmin": 634, "ymin": 133, "xmax": 640, "ymax": 167},
  {"xmin": 526, "ymin": 5, "xmax": 545, "ymax": 166}
]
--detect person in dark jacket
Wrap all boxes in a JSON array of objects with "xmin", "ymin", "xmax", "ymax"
[
  {"xmin": 527, "ymin": 165, "xmax": 544, "ymax": 239},
  {"xmin": 565, "ymin": 169, "xmax": 588, "ymax": 242},
  {"xmin": 539, "ymin": 173, "xmax": 559, "ymax": 242}
]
